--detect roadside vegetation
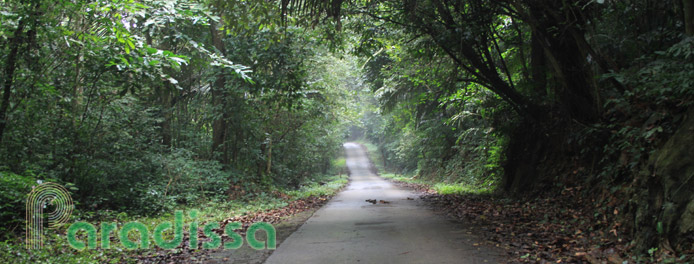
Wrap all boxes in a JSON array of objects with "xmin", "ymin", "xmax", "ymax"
[
  {"xmin": 358, "ymin": 140, "xmax": 493, "ymax": 195},
  {"xmin": 2, "ymin": 0, "xmax": 693, "ymax": 263},
  {"xmin": 0, "ymin": 0, "xmax": 359, "ymax": 261},
  {"xmin": 0, "ymin": 168, "xmax": 347, "ymax": 263},
  {"xmin": 344, "ymin": 0, "xmax": 694, "ymax": 261}
]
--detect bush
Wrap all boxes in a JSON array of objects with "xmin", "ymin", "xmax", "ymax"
[
  {"xmin": 0, "ymin": 171, "xmax": 37, "ymax": 237},
  {"xmin": 157, "ymin": 149, "xmax": 230, "ymax": 205}
]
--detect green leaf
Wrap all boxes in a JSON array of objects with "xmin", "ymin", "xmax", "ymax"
[
  {"xmin": 126, "ymin": 38, "xmax": 135, "ymax": 50},
  {"xmin": 120, "ymin": 56, "xmax": 129, "ymax": 66}
]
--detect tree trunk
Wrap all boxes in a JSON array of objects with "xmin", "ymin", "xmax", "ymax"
[
  {"xmin": 72, "ymin": 14, "xmax": 84, "ymax": 123},
  {"xmin": 547, "ymin": 37, "xmax": 599, "ymax": 123},
  {"xmin": 150, "ymin": 33, "xmax": 173, "ymax": 148},
  {"xmin": 210, "ymin": 22, "xmax": 228, "ymax": 164},
  {"xmin": 525, "ymin": 1, "xmax": 600, "ymax": 123},
  {"xmin": 266, "ymin": 137, "xmax": 272, "ymax": 175},
  {"xmin": 685, "ymin": 0, "xmax": 694, "ymax": 36},
  {"xmin": 408, "ymin": 0, "xmax": 542, "ymax": 120},
  {"xmin": 0, "ymin": 19, "xmax": 27, "ymax": 144},
  {"xmin": 160, "ymin": 85, "xmax": 173, "ymax": 148},
  {"xmin": 633, "ymin": 107, "xmax": 694, "ymax": 252},
  {"xmin": 530, "ymin": 30, "xmax": 547, "ymax": 98}
]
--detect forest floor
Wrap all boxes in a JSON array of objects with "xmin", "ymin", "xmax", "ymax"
[
  {"xmin": 382, "ymin": 177, "xmax": 692, "ymax": 264},
  {"xmin": 136, "ymin": 185, "xmax": 345, "ymax": 264},
  {"xmin": 203, "ymin": 209, "xmax": 316, "ymax": 264}
]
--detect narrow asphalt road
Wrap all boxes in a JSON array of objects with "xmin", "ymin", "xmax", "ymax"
[{"xmin": 264, "ymin": 142, "xmax": 505, "ymax": 264}]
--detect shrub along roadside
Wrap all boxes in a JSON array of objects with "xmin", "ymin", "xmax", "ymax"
[
  {"xmin": 357, "ymin": 139, "xmax": 494, "ymax": 195},
  {"xmin": 0, "ymin": 172, "xmax": 347, "ymax": 264},
  {"xmin": 0, "ymin": 172, "xmax": 37, "ymax": 238}
]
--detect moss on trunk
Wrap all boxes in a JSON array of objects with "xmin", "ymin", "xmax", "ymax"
[{"xmin": 634, "ymin": 107, "xmax": 694, "ymax": 252}]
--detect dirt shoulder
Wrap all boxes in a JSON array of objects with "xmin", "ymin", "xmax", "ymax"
[
  {"xmin": 383, "ymin": 177, "xmax": 692, "ymax": 263},
  {"xmin": 135, "ymin": 194, "xmax": 339, "ymax": 264},
  {"xmin": 203, "ymin": 208, "xmax": 319, "ymax": 264}
]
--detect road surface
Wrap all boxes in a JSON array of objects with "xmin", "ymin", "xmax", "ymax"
[{"xmin": 264, "ymin": 142, "xmax": 504, "ymax": 264}]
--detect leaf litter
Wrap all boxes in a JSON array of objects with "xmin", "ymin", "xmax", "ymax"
[
  {"xmin": 136, "ymin": 195, "xmax": 333, "ymax": 263},
  {"xmin": 388, "ymin": 180, "xmax": 692, "ymax": 263}
]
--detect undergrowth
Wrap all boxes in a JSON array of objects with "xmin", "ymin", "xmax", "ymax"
[
  {"xmin": 380, "ymin": 173, "xmax": 493, "ymax": 195},
  {"xmin": 0, "ymin": 171, "xmax": 347, "ymax": 263},
  {"xmin": 358, "ymin": 139, "xmax": 494, "ymax": 195}
]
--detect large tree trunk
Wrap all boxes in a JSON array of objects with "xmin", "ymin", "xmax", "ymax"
[
  {"xmin": 0, "ymin": 19, "xmax": 27, "ymax": 144},
  {"xmin": 530, "ymin": 30, "xmax": 547, "ymax": 98},
  {"xmin": 526, "ymin": 1, "xmax": 600, "ymax": 123},
  {"xmin": 546, "ymin": 38, "xmax": 599, "ymax": 123},
  {"xmin": 633, "ymin": 107, "xmax": 694, "ymax": 252}
]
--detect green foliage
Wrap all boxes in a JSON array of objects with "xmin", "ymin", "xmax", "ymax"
[
  {"xmin": 0, "ymin": 145, "xmax": 349, "ymax": 263},
  {"xmin": 340, "ymin": 0, "xmax": 693, "ymax": 253},
  {"xmin": 0, "ymin": 0, "xmax": 354, "ymax": 236},
  {"xmin": 379, "ymin": 173, "xmax": 493, "ymax": 195},
  {"xmin": 331, "ymin": 157, "xmax": 346, "ymax": 170},
  {"xmin": 356, "ymin": 141, "xmax": 385, "ymax": 171},
  {"xmin": 0, "ymin": 168, "xmax": 349, "ymax": 263},
  {"xmin": 609, "ymin": 37, "xmax": 694, "ymax": 108},
  {"xmin": 354, "ymin": 25, "xmax": 509, "ymax": 191},
  {"xmin": 2, "ymin": 0, "xmax": 691, "ymax": 259},
  {"xmin": 0, "ymin": 171, "xmax": 36, "ymax": 237},
  {"xmin": 0, "ymin": 227, "xmax": 137, "ymax": 263},
  {"xmin": 591, "ymin": 37, "xmax": 694, "ymax": 184},
  {"xmin": 286, "ymin": 175, "xmax": 348, "ymax": 199},
  {"xmin": 156, "ymin": 149, "xmax": 230, "ymax": 204}
]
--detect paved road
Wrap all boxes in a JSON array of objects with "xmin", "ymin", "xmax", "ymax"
[{"xmin": 264, "ymin": 142, "xmax": 504, "ymax": 264}]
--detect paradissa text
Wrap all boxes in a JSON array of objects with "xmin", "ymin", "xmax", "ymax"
[{"xmin": 66, "ymin": 210, "xmax": 275, "ymax": 250}]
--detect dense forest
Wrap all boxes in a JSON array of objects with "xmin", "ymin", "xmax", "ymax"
[
  {"xmin": 350, "ymin": 0, "xmax": 694, "ymax": 259},
  {"xmin": 1, "ymin": 0, "xmax": 693, "ymax": 263}
]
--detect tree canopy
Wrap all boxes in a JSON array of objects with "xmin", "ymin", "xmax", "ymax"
[{"xmin": 1, "ymin": 0, "xmax": 693, "ymax": 262}]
